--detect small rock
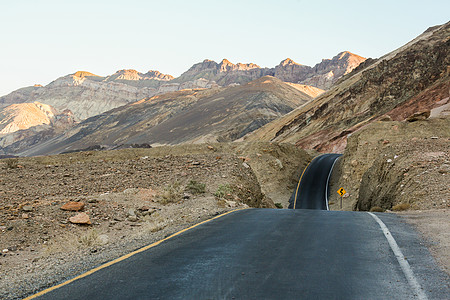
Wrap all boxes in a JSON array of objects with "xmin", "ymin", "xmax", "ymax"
[
  {"xmin": 350, "ymin": 160, "xmax": 358, "ymax": 167},
  {"xmin": 183, "ymin": 193, "xmax": 191, "ymax": 200},
  {"xmin": 406, "ymin": 110, "xmax": 430, "ymax": 122},
  {"xmin": 225, "ymin": 200, "xmax": 237, "ymax": 208},
  {"xmin": 127, "ymin": 215, "xmax": 138, "ymax": 222},
  {"xmin": 87, "ymin": 199, "xmax": 98, "ymax": 203},
  {"xmin": 387, "ymin": 159, "xmax": 393, "ymax": 163},
  {"xmin": 22, "ymin": 213, "xmax": 29, "ymax": 219},
  {"xmin": 60, "ymin": 201, "xmax": 85, "ymax": 211},
  {"xmin": 430, "ymin": 136, "xmax": 439, "ymax": 139},
  {"xmin": 127, "ymin": 208, "xmax": 136, "ymax": 216},
  {"xmin": 8, "ymin": 246, "xmax": 17, "ymax": 252},
  {"xmin": 379, "ymin": 115, "xmax": 392, "ymax": 121},
  {"xmin": 383, "ymin": 140, "xmax": 390, "ymax": 145},
  {"xmin": 207, "ymin": 145, "xmax": 215, "ymax": 150},
  {"xmin": 192, "ymin": 161, "xmax": 201, "ymax": 166},
  {"xmin": 123, "ymin": 188, "xmax": 139, "ymax": 195},
  {"xmin": 2, "ymin": 249, "xmax": 8, "ymax": 253},
  {"xmin": 275, "ymin": 159, "xmax": 283, "ymax": 169},
  {"xmin": 138, "ymin": 206, "xmax": 150, "ymax": 211},
  {"xmin": 22, "ymin": 205, "xmax": 33, "ymax": 212},
  {"xmin": 98, "ymin": 234, "xmax": 109, "ymax": 245},
  {"xmin": 69, "ymin": 213, "xmax": 91, "ymax": 225},
  {"xmin": 242, "ymin": 162, "xmax": 250, "ymax": 169}
]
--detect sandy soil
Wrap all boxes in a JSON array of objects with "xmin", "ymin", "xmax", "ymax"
[{"xmin": 396, "ymin": 209, "xmax": 450, "ymax": 275}]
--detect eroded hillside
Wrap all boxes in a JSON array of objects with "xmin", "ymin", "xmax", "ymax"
[
  {"xmin": 13, "ymin": 77, "xmax": 315, "ymax": 156},
  {"xmin": 245, "ymin": 22, "xmax": 449, "ymax": 153}
]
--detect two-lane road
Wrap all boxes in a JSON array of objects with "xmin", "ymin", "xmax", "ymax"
[
  {"xmin": 289, "ymin": 154, "xmax": 341, "ymax": 210},
  {"xmin": 29, "ymin": 209, "xmax": 449, "ymax": 299}
]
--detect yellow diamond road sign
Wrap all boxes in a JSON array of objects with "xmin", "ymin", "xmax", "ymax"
[{"xmin": 337, "ymin": 187, "xmax": 346, "ymax": 196}]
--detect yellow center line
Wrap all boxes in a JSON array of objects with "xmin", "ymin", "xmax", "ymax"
[
  {"xmin": 23, "ymin": 208, "xmax": 248, "ymax": 300},
  {"xmin": 292, "ymin": 158, "xmax": 315, "ymax": 209}
]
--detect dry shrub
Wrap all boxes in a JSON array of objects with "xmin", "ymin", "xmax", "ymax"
[
  {"xmin": 157, "ymin": 182, "xmax": 183, "ymax": 204},
  {"xmin": 5, "ymin": 158, "xmax": 18, "ymax": 169},
  {"xmin": 78, "ymin": 229, "xmax": 99, "ymax": 247},
  {"xmin": 215, "ymin": 184, "xmax": 232, "ymax": 198},
  {"xmin": 369, "ymin": 206, "xmax": 384, "ymax": 212},
  {"xmin": 186, "ymin": 180, "xmax": 206, "ymax": 194},
  {"xmin": 392, "ymin": 203, "xmax": 410, "ymax": 211}
]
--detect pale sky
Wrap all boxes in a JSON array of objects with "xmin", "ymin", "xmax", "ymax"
[{"xmin": 0, "ymin": 0, "xmax": 448, "ymax": 96}]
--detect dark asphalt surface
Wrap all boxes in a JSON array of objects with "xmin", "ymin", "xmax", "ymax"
[
  {"xmin": 289, "ymin": 153, "xmax": 341, "ymax": 209},
  {"xmin": 33, "ymin": 209, "xmax": 449, "ymax": 300}
]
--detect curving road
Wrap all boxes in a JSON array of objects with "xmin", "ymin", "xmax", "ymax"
[{"xmin": 289, "ymin": 154, "xmax": 341, "ymax": 210}]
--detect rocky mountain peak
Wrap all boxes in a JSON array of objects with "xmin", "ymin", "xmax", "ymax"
[
  {"xmin": 279, "ymin": 58, "xmax": 298, "ymax": 66},
  {"xmin": 72, "ymin": 71, "xmax": 99, "ymax": 78},
  {"xmin": 113, "ymin": 69, "xmax": 142, "ymax": 81},
  {"xmin": 144, "ymin": 70, "xmax": 174, "ymax": 81}
]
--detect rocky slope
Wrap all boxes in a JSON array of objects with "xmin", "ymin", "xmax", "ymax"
[
  {"xmin": 244, "ymin": 22, "xmax": 449, "ymax": 153},
  {"xmin": 327, "ymin": 117, "xmax": 450, "ymax": 211},
  {"xmin": 0, "ymin": 102, "xmax": 76, "ymax": 148},
  {"xmin": 8, "ymin": 76, "xmax": 314, "ymax": 156}
]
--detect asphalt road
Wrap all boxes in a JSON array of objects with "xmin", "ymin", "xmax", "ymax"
[
  {"xmin": 289, "ymin": 153, "xmax": 341, "ymax": 209},
  {"xmin": 32, "ymin": 209, "xmax": 449, "ymax": 300}
]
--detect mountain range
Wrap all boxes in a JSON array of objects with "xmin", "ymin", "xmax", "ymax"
[
  {"xmin": 0, "ymin": 51, "xmax": 364, "ymax": 121},
  {"xmin": 0, "ymin": 51, "xmax": 364, "ymax": 153},
  {"xmin": 4, "ymin": 77, "xmax": 318, "ymax": 155}
]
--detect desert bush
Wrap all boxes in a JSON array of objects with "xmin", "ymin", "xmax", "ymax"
[
  {"xmin": 369, "ymin": 206, "xmax": 384, "ymax": 212},
  {"xmin": 5, "ymin": 158, "xmax": 18, "ymax": 169},
  {"xmin": 186, "ymin": 180, "xmax": 206, "ymax": 194},
  {"xmin": 214, "ymin": 184, "xmax": 233, "ymax": 198},
  {"xmin": 275, "ymin": 203, "xmax": 283, "ymax": 209},
  {"xmin": 78, "ymin": 229, "xmax": 99, "ymax": 247},
  {"xmin": 392, "ymin": 203, "xmax": 410, "ymax": 211},
  {"xmin": 158, "ymin": 181, "xmax": 183, "ymax": 204}
]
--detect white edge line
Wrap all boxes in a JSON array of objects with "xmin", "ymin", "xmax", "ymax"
[
  {"xmin": 367, "ymin": 212, "xmax": 428, "ymax": 300},
  {"xmin": 325, "ymin": 155, "xmax": 340, "ymax": 211}
]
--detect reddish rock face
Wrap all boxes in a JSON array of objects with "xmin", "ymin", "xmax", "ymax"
[
  {"xmin": 69, "ymin": 212, "xmax": 91, "ymax": 225},
  {"xmin": 61, "ymin": 201, "xmax": 85, "ymax": 211}
]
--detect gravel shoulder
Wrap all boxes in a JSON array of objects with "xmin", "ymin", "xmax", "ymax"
[{"xmin": 396, "ymin": 209, "xmax": 450, "ymax": 275}]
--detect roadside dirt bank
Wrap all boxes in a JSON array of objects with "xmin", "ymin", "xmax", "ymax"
[{"xmin": 0, "ymin": 142, "xmax": 310, "ymax": 299}]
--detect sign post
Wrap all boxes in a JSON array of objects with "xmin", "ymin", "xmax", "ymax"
[{"xmin": 337, "ymin": 187, "xmax": 346, "ymax": 209}]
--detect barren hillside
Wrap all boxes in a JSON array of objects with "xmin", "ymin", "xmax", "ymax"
[
  {"xmin": 244, "ymin": 22, "xmax": 449, "ymax": 153},
  {"xmin": 12, "ymin": 77, "xmax": 315, "ymax": 156}
]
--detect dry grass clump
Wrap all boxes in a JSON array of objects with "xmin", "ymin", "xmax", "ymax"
[
  {"xmin": 369, "ymin": 206, "xmax": 385, "ymax": 212},
  {"xmin": 157, "ymin": 182, "xmax": 184, "ymax": 204},
  {"xmin": 186, "ymin": 180, "xmax": 206, "ymax": 194},
  {"xmin": 5, "ymin": 158, "xmax": 18, "ymax": 169},
  {"xmin": 214, "ymin": 184, "xmax": 233, "ymax": 198},
  {"xmin": 392, "ymin": 203, "xmax": 410, "ymax": 211},
  {"xmin": 78, "ymin": 229, "xmax": 99, "ymax": 247}
]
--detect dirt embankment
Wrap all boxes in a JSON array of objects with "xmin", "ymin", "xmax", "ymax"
[
  {"xmin": 328, "ymin": 118, "xmax": 450, "ymax": 211},
  {"xmin": 0, "ymin": 142, "xmax": 310, "ymax": 299}
]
